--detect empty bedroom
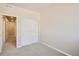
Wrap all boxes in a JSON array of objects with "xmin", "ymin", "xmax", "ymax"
[{"xmin": 0, "ymin": 3, "xmax": 79, "ymax": 56}]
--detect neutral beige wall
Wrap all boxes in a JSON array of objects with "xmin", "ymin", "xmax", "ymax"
[
  {"xmin": 40, "ymin": 4, "xmax": 79, "ymax": 56},
  {"xmin": 0, "ymin": 16, "xmax": 2, "ymax": 53},
  {"xmin": 6, "ymin": 20, "xmax": 16, "ymax": 37},
  {"xmin": 0, "ymin": 4, "xmax": 40, "ymax": 49}
]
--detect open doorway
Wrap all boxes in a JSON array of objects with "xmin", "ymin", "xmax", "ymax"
[{"xmin": 3, "ymin": 15, "xmax": 16, "ymax": 47}]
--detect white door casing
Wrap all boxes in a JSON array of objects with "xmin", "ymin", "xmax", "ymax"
[
  {"xmin": 2, "ymin": 16, "xmax": 5, "ymax": 43},
  {"xmin": 0, "ymin": 16, "xmax": 3, "ymax": 53}
]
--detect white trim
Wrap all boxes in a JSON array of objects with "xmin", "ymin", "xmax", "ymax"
[{"xmin": 40, "ymin": 41, "xmax": 72, "ymax": 56}]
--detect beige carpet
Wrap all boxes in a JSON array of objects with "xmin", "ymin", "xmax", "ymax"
[{"xmin": 0, "ymin": 42, "xmax": 66, "ymax": 56}]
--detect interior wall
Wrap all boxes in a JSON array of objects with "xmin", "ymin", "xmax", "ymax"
[
  {"xmin": 0, "ymin": 16, "xmax": 2, "ymax": 53},
  {"xmin": 0, "ymin": 4, "xmax": 40, "ymax": 48},
  {"xmin": 40, "ymin": 4, "xmax": 79, "ymax": 56},
  {"xmin": 8, "ymin": 22, "xmax": 16, "ymax": 36},
  {"xmin": 6, "ymin": 18, "xmax": 16, "ymax": 37},
  {"xmin": 5, "ymin": 18, "xmax": 8, "ymax": 41}
]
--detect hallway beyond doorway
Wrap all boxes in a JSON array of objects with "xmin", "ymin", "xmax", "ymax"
[
  {"xmin": 6, "ymin": 35, "xmax": 16, "ymax": 46},
  {"xmin": 3, "ymin": 15, "xmax": 16, "ymax": 47}
]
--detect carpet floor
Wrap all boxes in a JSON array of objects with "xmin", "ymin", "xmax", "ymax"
[{"xmin": 0, "ymin": 42, "xmax": 66, "ymax": 56}]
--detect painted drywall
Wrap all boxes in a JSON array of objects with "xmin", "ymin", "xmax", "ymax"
[
  {"xmin": 7, "ymin": 21, "xmax": 16, "ymax": 36},
  {"xmin": 20, "ymin": 18, "xmax": 39, "ymax": 47},
  {"xmin": 0, "ymin": 4, "xmax": 40, "ymax": 49},
  {"xmin": 2, "ymin": 16, "xmax": 5, "ymax": 42},
  {"xmin": 40, "ymin": 4, "xmax": 79, "ymax": 56},
  {"xmin": 0, "ymin": 16, "xmax": 2, "ymax": 53},
  {"xmin": 5, "ymin": 18, "xmax": 16, "ymax": 41}
]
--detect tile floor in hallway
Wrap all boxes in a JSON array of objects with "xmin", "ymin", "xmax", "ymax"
[
  {"xmin": 0, "ymin": 42, "xmax": 66, "ymax": 56},
  {"xmin": 6, "ymin": 35, "xmax": 16, "ymax": 46}
]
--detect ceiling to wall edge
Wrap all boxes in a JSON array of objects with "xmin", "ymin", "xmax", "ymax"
[
  {"xmin": 8, "ymin": 4, "xmax": 40, "ymax": 21},
  {"xmin": 0, "ymin": 4, "xmax": 40, "ymax": 15},
  {"xmin": 0, "ymin": 4, "xmax": 40, "ymax": 22},
  {"xmin": 7, "ymin": 4, "xmax": 40, "ymax": 14}
]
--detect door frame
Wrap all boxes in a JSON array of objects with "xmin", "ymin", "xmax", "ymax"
[
  {"xmin": 1, "ymin": 15, "xmax": 18, "ymax": 48},
  {"xmin": 0, "ymin": 15, "xmax": 3, "ymax": 53}
]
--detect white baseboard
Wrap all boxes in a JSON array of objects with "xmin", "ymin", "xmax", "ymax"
[
  {"xmin": 17, "ymin": 40, "xmax": 39, "ymax": 48},
  {"xmin": 40, "ymin": 41, "xmax": 72, "ymax": 56}
]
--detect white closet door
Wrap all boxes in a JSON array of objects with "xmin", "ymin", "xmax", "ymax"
[
  {"xmin": 16, "ymin": 17, "xmax": 39, "ymax": 48},
  {"xmin": 21, "ymin": 18, "xmax": 39, "ymax": 47},
  {"xmin": 0, "ymin": 16, "xmax": 3, "ymax": 53}
]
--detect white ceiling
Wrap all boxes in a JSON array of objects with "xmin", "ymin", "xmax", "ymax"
[{"xmin": 8, "ymin": 3, "xmax": 53, "ymax": 13}]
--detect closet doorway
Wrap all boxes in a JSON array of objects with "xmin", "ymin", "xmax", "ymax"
[{"xmin": 3, "ymin": 15, "xmax": 16, "ymax": 47}]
